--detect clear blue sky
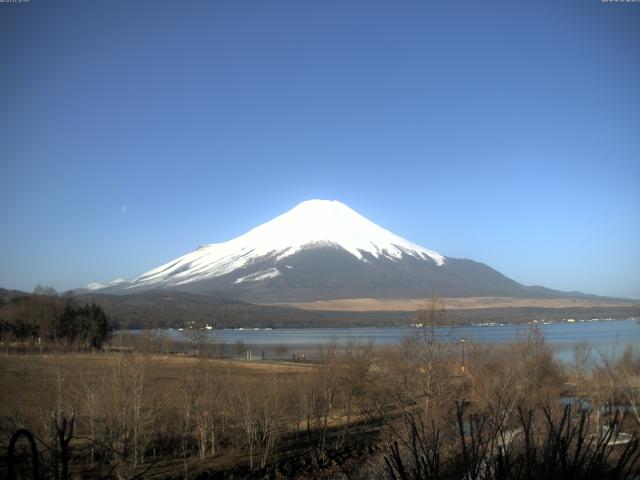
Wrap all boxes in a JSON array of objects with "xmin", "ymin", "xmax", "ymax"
[{"xmin": 1, "ymin": 1, "xmax": 639, "ymax": 298}]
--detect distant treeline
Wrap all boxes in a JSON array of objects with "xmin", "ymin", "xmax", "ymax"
[
  {"xmin": 0, "ymin": 286, "xmax": 109, "ymax": 348},
  {"xmin": 1, "ymin": 287, "xmax": 638, "ymax": 331},
  {"xmin": 78, "ymin": 290, "xmax": 640, "ymax": 329}
]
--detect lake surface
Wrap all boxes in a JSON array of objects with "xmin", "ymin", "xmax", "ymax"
[{"xmin": 123, "ymin": 318, "xmax": 640, "ymax": 362}]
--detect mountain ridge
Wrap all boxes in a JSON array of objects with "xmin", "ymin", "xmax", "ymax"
[{"xmin": 80, "ymin": 200, "xmax": 602, "ymax": 302}]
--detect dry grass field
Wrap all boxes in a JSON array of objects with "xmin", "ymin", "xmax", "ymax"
[
  {"xmin": 0, "ymin": 352, "xmax": 313, "ymax": 408},
  {"xmin": 0, "ymin": 352, "xmax": 326, "ymax": 479},
  {"xmin": 274, "ymin": 296, "xmax": 638, "ymax": 311},
  {"xmin": 1, "ymin": 333, "xmax": 639, "ymax": 479}
]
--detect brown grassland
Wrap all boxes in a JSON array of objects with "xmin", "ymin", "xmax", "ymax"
[
  {"xmin": 274, "ymin": 296, "xmax": 639, "ymax": 312},
  {"xmin": 1, "ymin": 301, "xmax": 639, "ymax": 479}
]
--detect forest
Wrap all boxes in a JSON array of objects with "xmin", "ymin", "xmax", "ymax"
[
  {"xmin": 1, "ymin": 288, "xmax": 638, "ymax": 331},
  {"xmin": 0, "ymin": 288, "xmax": 109, "ymax": 349}
]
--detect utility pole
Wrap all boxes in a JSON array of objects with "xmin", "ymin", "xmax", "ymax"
[{"xmin": 460, "ymin": 337, "xmax": 466, "ymax": 374}]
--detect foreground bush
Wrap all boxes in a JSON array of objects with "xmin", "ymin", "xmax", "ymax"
[{"xmin": 385, "ymin": 403, "xmax": 640, "ymax": 480}]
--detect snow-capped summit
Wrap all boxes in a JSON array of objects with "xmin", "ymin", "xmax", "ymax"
[
  {"xmin": 198, "ymin": 199, "xmax": 445, "ymax": 264},
  {"xmin": 82, "ymin": 199, "xmax": 551, "ymax": 302},
  {"xmin": 99, "ymin": 200, "xmax": 443, "ymax": 290},
  {"xmin": 250, "ymin": 199, "xmax": 445, "ymax": 265}
]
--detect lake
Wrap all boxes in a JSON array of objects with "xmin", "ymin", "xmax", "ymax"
[{"xmin": 121, "ymin": 318, "xmax": 640, "ymax": 362}]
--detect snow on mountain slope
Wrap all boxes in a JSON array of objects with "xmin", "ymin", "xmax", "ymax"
[
  {"xmin": 98, "ymin": 200, "xmax": 445, "ymax": 291},
  {"xmin": 84, "ymin": 278, "xmax": 128, "ymax": 291},
  {"xmin": 234, "ymin": 268, "xmax": 281, "ymax": 284}
]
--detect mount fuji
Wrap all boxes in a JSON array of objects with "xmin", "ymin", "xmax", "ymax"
[{"xmin": 82, "ymin": 200, "xmax": 579, "ymax": 302}]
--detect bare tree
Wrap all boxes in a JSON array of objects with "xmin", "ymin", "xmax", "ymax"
[
  {"xmin": 467, "ymin": 326, "xmax": 564, "ymax": 428},
  {"xmin": 405, "ymin": 298, "xmax": 455, "ymax": 417},
  {"xmin": 184, "ymin": 361, "xmax": 224, "ymax": 460},
  {"xmin": 233, "ymin": 380, "xmax": 258, "ymax": 470},
  {"xmin": 211, "ymin": 331, "xmax": 226, "ymax": 357},
  {"xmin": 181, "ymin": 321, "xmax": 209, "ymax": 356},
  {"xmin": 234, "ymin": 340, "xmax": 247, "ymax": 358},
  {"xmin": 255, "ymin": 374, "xmax": 285, "ymax": 468},
  {"xmin": 340, "ymin": 339, "xmax": 375, "ymax": 428},
  {"xmin": 105, "ymin": 355, "xmax": 151, "ymax": 479},
  {"xmin": 595, "ymin": 343, "xmax": 640, "ymax": 427},
  {"xmin": 274, "ymin": 343, "xmax": 289, "ymax": 359},
  {"xmin": 77, "ymin": 368, "xmax": 100, "ymax": 468}
]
